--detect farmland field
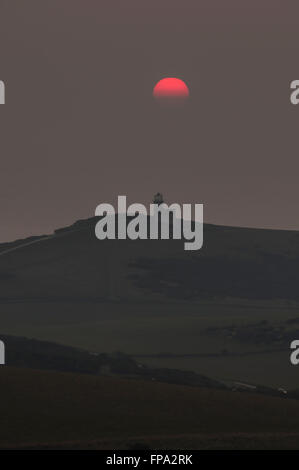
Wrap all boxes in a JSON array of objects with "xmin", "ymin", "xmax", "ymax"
[
  {"xmin": 2, "ymin": 367, "xmax": 299, "ymax": 449},
  {"xmin": 1, "ymin": 298, "xmax": 298, "ymax": 388}
]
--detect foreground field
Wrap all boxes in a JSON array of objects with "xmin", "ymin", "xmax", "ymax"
[
  {"xmin": 13, "ymin": 433, "xmax": 299, "ymax": 450},
  {"xmin": 1, "ymin": 367, "xmax": 299, "ymax": 449}
]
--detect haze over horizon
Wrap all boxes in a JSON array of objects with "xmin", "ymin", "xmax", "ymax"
[{"xmin": 0, "ymin": 1, "xmax": 298, "ymax": 242}]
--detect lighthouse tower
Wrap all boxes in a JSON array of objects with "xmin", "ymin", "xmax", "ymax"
[{"xmin": 153, "ymin": 193, "xmax": 164, "ymax": 205}]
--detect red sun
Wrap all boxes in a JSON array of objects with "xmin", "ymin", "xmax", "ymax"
[{"xmin": 153, "ymin": 77, "xmax": 190, "ymax": 100}]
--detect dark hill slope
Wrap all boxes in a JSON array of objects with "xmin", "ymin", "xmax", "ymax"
[
  {"xmin": 0, "ymin": 217, "xmax": 299, "ymax": 300},
  {"xmin": 1, "ymin": 334, "xmax": 225, "ymax": 390}
]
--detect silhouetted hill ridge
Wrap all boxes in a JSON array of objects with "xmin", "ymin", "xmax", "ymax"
[{"xmin": 0, "ymin": 215, "xmax": 299, "ymax": 301}]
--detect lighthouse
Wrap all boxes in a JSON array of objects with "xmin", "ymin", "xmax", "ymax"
[{"xmin": 153, "ymin": 193, "xmax": 164, "ymax": 205}]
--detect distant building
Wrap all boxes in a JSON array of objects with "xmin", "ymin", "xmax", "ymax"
[{"xmin": 153, "ymin": 193, "xmax": 164, "ymax": 205}]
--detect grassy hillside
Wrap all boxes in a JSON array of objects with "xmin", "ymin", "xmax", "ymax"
[
  {"xmin": 1, "ymin": 217, "xmax": 299, "ymax": 301},
  {"xmin": 2, "ymin": 367, "xmax": 299, "ymax": 449},
  {"xmin": 1, "ymin": 334, "xmax": 225, "ymax": 390},
  {"xmin": 1, "ymin": 217, "xmax": 299, "ymax": 389}
]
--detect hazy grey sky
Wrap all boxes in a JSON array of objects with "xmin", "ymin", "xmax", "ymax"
[{"xmin": 0, "ymin": 0, "xmax": 298, "ymax": 241}]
